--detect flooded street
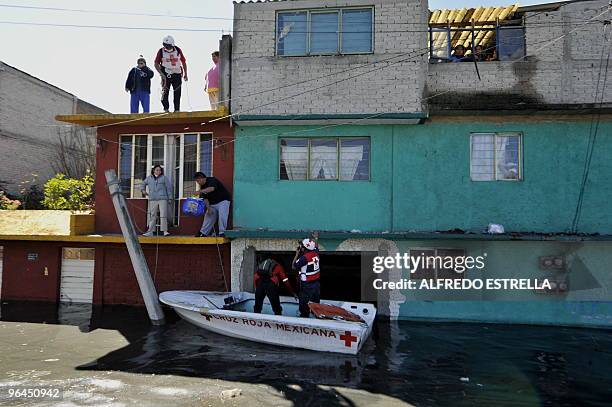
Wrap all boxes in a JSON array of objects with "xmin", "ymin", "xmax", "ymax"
[{"xmin": 0, "ymin": 302, "xmax": 611, "ymax": 407}]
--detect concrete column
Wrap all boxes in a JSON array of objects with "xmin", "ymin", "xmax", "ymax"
[{"xmin": 219, "ymin": 34, "xmax": 232, "ymax": 111}]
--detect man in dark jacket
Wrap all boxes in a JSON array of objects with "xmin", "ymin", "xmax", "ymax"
[
  {"xmin": 194, "ymin": 172, "xmax": 231, "ymax": 237},
  {"xmin": 125, "ymin": 56, "xmax": 154, "ymax": 113}
]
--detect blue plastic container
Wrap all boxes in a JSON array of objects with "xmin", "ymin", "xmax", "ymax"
[{"xmin": 182, "ymin": 197, "xmax": 206, "ymax": 216}]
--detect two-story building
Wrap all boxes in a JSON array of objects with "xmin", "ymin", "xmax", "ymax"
[
  {"xmin": 227, "ymin": 0, "xmax": 612, "ymax": 327},
  {"xmin": 0, "ymin": 37, "xmax": 235, "ymax": 306}
]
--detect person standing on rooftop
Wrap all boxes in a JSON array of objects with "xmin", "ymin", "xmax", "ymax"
[
  {"xmin": 205, "ymin": 51, "xmax": 220, "ymax": 110},
  {"xmin": 154, "ymin": 35, "xmax": 188, "ymax": 112}
]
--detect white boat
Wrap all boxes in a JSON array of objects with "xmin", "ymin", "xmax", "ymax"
[{"xmin": 159, "ymin": 290, "xmax": 376, "ymax": 355}]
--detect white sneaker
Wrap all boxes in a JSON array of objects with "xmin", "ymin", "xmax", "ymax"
[
  {"xmin": 163, "ymin": 232, "xmax": 170, "ymax": 236},
  {"xmin": 143, "ymin": 232, "xmax": 153, "ymax": 237}
]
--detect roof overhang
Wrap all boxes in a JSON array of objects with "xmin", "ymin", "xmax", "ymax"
[
  {"xmin": 225, "ymin": 229, "xmax": 612, "ymax": 242},
  {"xmin": 234, "ymin": 112, "xmax": 428, "ymax": 126},
  {"xmin": 56, "ymin": 107, "xmax": 229, "ymax": 127}
]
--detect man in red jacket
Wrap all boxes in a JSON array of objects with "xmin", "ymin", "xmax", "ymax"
[{"xmin": 254, "ymin": 258, "xmax": 296, "ymax": 316}]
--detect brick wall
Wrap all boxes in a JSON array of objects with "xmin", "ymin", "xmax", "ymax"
[
  {"xmin": 231, "ymin": 0, "xmax": 428, "ymax": 115},
  {"xmin": 97, "ymin": 244, "xmax": 231, "ymax": 305},
  {"xmin": 427, "ymin": 0, "xmax": 612, "ymax": 111},
  {"xmin": 0, "ymin": 62, "xmax": 105, "ymax": 194}
]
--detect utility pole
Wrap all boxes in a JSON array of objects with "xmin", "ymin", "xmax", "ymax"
[{"xmin": 104, "ymin": 169, "xmax": 165, "ymax": 325}]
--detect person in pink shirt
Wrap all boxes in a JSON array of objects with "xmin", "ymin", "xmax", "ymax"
[{"xmin": 205, "ymin": 51, "xmax": 220, "ymax": 110}]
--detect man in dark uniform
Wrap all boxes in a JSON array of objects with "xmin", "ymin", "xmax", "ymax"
[
  {"xmin": 194, "ymin": 172, "xmax": 231, "ymax": 237},
  {"xmin": 254, "ymin": 258, "xmax": 296, "ymax": 315},
  {"xmin": 292, "ymin": 238, "xmax": 321, "ymax": 318}
]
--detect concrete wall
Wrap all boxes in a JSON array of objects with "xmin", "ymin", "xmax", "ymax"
[
  {"xmin": 232, "ymin": 117, "xmax": 612, "ymax": 234},
  {"xmin": 231, "ymin": 0, "xmax": 428, "ymax": 115},
  {"xmin": 427, "ymin": 0, "xmax": 612, "ymax": 111},
  {"xmin": 0, "ymin": 62, "xmax": 105, "ymax": 194},
  {"xmin": 230, "ymin": 236, "xmax": 612, "ymax": 326}
]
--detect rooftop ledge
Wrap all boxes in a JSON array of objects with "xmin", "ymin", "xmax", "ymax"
[
  {"xmin": 234, "ymin": 112, "xmax": 428, "ymax": 126},
  {"xmin": 0, "ymin": 234, "xmax": 229, "ymax": 245},
  {"xmin": 224, "ymin": 229, "xmax": 612, "ymax": 242},
  {"xmin": 56, "ymin": 106, "xmax": 228, "ymax": 127}
]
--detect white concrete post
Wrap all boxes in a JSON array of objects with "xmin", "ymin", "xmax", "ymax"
[{"xmin": 105, "ymin": 169, "xmax": 165, "ymax": 325}]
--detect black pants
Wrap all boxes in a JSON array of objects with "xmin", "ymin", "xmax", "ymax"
[
  {"xmin": 254, "ymin": 279, "xmax": 282, "ymax": 315},
  {"xmin": 161, "ymin": 73, "xmax": 182, "ymax": 112},
  {"xmin": 299, "ymin": 280, "xmax": 320, "ymax": 318}
]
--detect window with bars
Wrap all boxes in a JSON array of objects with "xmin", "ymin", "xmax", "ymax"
[
  {"xmin": 276, "ymin": 8, "xmax": 373, "ymax": 56},
  {"xmin": 470, "ymin": 133, "xmax": 522, "ymax": 181},
  {"xmin": 118, "ymin": 133, "xmax": 213, "ymax": 198},
  {"xmin": 280, "ymin": 137, "xmax": 370, "ymax": 181}
]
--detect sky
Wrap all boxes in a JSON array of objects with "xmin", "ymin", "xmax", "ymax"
[{"xmin": 0, "ymin": 0, "xmax": 557, "ymax": 113}]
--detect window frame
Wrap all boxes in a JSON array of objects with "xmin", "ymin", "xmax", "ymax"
[
  {"xmin": 118, "ymin": 132, "xmax": 214, "ymax": 198},
  {"xmin": 275, "ymin": 6, "xmax": 375, "ymax": 57},
  {"xmin": 278, "ymin": 136, "xmax": 370, "ymax": 182},
  {"xmin": 470, "ymin": 132, "xmax": 523, "ymax": 182}
]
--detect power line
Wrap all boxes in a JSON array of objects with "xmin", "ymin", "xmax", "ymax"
[
  {"xmin": 0, "ymin": 2, "xmax": 607, "ymax": 27},
  {"xmin": 0, "ymin": 18, "xmax": 606, "ymax": 34},
  {"xmin": 571, "ymin": 21, "xmax": 612, "ymax": 233}
]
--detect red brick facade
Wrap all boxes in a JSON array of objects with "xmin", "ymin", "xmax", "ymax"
[
  {"xmin": 0, "ymin": 241, "xmax": 230, "ymax": 305},
  {"xmin": 95, "ymin": 121, "xmax": 234, "ymax": 235}
]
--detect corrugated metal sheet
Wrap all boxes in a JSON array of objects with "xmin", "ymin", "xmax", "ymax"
[{"xmin": 429, "ymin": 4, "xmax": 519, "ymax": 54}]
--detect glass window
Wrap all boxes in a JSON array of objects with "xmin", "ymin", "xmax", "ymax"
[
  {"xmin": 277, "ymin": 12, "xmax": 308, "ymax": 56},
  {"xmin": 340, "ymin": 138, "xmax": 370, "ymax": 180},
  {"xmin": 277, "ymin": 8, "xmax": 373, "ymax": 56},
  {"xmin": 280, "ymin": 137, "xmax": 370, "ymax": 181},
  {"xmin": 495, "ymin": 134, "xmax": 521, "ymax": 180},
  {"xmin": 119, "ymin": 136, "xmax": 133, "ymax": 197},
  {"xmin": 311, "ymin": 12, "xmax": 339, "ymax": 54},
  {"xmin": 199, "ymin": 134, "xmax": 213, "ymax": 176},
  {"xmin": 280, "ymin": 139, "xmax": 308, "ymax": 180},
  {"xmin": 151, "ymin": 136, "xmax": 165, "ymax": 168},
  {"xmin": 182, "ymin": 134, "xmax": 198, "ymax": 197},
  {"xmin": 310, "ymin": 139, "xmax": 338, "ymax": 180},
  {"xmin": 470, "ymin": 134, "xmax": 495, "ymax": 181},
  {"xmin": 498, "ymin": 27, "xmax": 525, "ymax": 61},
  {"xmin": 132, "ymin": 135, "xmax": 148, "ymax": 198},
  {"xmin": 342, "ymin": 9, "xmax": 373, "ymax": 53},
  {"xmin": 470, "ymin": 133, "xmax": 522, "ymax": 181}
]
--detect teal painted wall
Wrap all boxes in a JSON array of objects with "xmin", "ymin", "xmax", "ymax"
[
  {"xmin": 388, "ymin": 239, "xmax": 612, "ymax": 327},
  {"xmin": 233, "ymin": 120, "xmax": 612, "ymax": 234}
]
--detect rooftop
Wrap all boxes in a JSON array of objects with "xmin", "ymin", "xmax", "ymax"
[{"xmin": 55, "ymin": 107, "xmax": 229, "ymax": 127}]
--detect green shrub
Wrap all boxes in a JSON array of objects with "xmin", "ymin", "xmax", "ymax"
[
  {"xmin": 42, "ymin": 172, "xmax": 94, "ymax": 211},
  {"xmin": 0, "ymin": 190, "xmax": 21, "ymax": 210}
]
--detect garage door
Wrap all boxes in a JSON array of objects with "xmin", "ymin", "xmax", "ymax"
[{"xmin": 60, "ymin": 248, "xmax": 95, "ymax": 304}]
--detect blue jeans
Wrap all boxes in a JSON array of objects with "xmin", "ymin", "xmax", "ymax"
[{"xmin": 130, "ymin": 91, "xmax": 150, "ymax": 113}]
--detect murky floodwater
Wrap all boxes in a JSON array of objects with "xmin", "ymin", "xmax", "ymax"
[{"xmin": 1, "ymin": 301, "xmax": 611, "ymax": 407}]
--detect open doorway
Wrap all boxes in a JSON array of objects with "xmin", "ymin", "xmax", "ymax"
[{"xmin": 255, "ymin": 251, "xmax": 364, "ymax": 303}]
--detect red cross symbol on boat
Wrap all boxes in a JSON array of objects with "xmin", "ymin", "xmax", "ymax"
[{"xmin": 340, "ymin": 331, "xmax": 357, "ymax": 347}]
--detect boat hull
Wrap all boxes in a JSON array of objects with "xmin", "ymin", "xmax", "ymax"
[{"xmin": 160, "ymin": 291, "xmax": 376, "ymax": 355}]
